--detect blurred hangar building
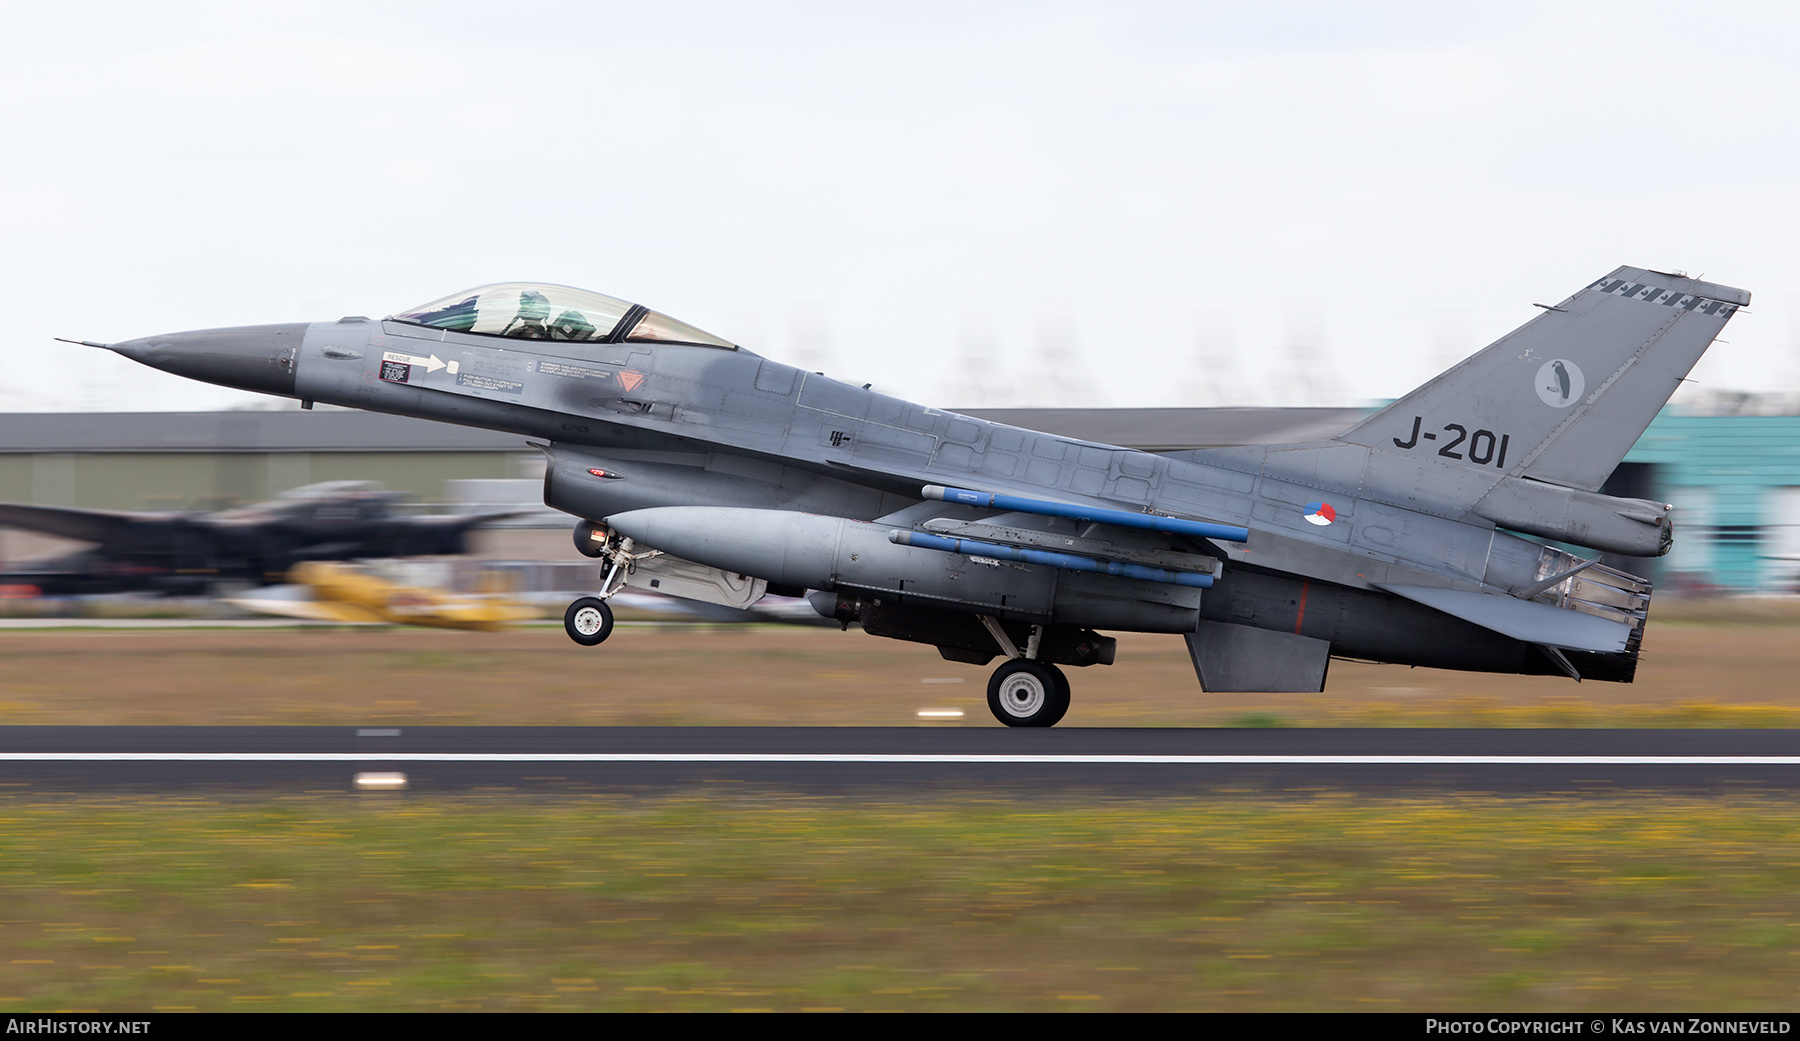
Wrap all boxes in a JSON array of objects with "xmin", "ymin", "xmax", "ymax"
[{"xmin": 0, "ymin": 401, "xmax": 1792, "ymax": 594}]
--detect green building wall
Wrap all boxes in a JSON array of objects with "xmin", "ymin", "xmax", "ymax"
[{"xmin": 1625, "ymin": 411, "xmax": 1800, "ymax": 594}]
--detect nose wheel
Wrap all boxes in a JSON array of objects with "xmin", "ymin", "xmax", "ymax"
[
  {"xmin": 564, "ymin": 597, "xmax": 614, "ymax": 646},
  {"xmin": 987, "ymin": 658, "xmax": 1071, "ymax": 727}
]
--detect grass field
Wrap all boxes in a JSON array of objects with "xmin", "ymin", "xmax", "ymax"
[
  {"xmin": 1, "ymin": 793, "xmax": 1798, "ymax": 1012},
  {"xmin": 0, "ymin": 603, "xmax": 1792, "ymax": 727},
  {"xmin": 3, "ymin": 608, "xmax": 1798, "ymax": 1010}
]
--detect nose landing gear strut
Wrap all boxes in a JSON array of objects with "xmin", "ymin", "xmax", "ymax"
[{"xmin": 563, "ymin": 522, "xmax": 660, "ymax": 648}]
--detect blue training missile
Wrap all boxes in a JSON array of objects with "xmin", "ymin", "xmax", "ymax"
[
  {"xmin": 922, "ymin": 484, "xmax": 1250, "ymax": 543},
  {"xmin": 890, "ymin": 530, "xmax": 1214, "ymax": 588}
]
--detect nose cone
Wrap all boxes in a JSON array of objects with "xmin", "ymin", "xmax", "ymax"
[{"xmin": 110, "ymin": 323, "xmax": 306, "ymax": 398}]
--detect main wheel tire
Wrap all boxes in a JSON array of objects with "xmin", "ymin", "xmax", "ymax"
[
  {"xmin": 987, "ymin": 659, "xmax": 1070, "ymax": 727},
  {"xmin": 564, "ymin": 597, "xmax": 614, "ymax": 646},
  {"xmin": 1042, "ymin": 663, "xmax": 1071, "ymax": 727}
]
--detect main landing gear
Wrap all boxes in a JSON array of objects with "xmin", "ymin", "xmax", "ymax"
[
  {"xmin": 562, "ymin": 520, "xmax": 656, "ymax": 648},
  {"xmin": 979, "ymin": 616, "xmax": 1071, "ymax": 727},
  {"xmin": 988, "ymin": 658, "xmax": 1070, "ymax": 727}
]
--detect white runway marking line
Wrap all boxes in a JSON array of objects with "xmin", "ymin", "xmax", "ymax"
[{"xmin": 1, "ymin": 753, "xmax": 1798, "ymax": 765}]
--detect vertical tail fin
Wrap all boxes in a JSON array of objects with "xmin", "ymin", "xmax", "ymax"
[{"xmin": 1337, "ymin": 266, "xmax": 1749, "ymax": 491}]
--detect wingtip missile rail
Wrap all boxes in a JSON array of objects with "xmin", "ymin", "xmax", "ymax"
[{"xmin": 921, "ymin": 484, "xmax": 1250, "ymax": 544}]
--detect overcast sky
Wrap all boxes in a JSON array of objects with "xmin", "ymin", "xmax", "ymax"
[{"xmin": 3, "ymin": 1, "xmax": 1796, "ymax": 412}]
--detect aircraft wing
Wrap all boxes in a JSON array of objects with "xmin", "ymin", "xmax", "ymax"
[
  {"xmin": 443, "ymin": 508, "xmax": 537, "ymax": 526},
  {"xmin": 375, "ymin": 511, "xmax": 529, "ymax": 557},
  {"xmin": 0, "ymin": 503, "xmax": 157, "ymax": 545},
  {"xmin": 400, "ymin": 510, "xmax": 533, "ymax": 529},
  {"xmin": 1376, "ymin": 584, "xmax": 1632, "ymax": 653}
]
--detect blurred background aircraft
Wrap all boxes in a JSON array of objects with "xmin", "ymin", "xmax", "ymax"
[{"xmin": 0, "ymin": 480, "xmax": 506, "ymax": 597}]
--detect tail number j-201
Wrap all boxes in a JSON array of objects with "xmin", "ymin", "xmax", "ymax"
[{"xmin": 1392, "ymin": 416, "xmax": 1509, "ymax": 467}]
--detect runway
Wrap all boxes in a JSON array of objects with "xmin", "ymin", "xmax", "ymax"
[{"xmin": 2, "ymin": 726, "xmax": 1800, "ymax": 792}]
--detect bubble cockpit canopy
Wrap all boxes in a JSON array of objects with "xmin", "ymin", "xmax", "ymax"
[{"xmin": 390, "ymin": 283, "xmax": 735, "ymax": 350}]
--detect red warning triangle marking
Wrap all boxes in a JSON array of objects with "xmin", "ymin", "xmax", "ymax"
[{"xmin": 617, "ymin": 370, "xmax": 645, "ymax": 392}]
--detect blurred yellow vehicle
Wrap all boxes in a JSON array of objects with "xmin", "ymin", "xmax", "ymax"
[{"xmin": 225, "ymin": 561, "xmax": 537, "ymax": 631}]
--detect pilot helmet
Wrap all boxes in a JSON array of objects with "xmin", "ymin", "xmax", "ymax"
[{"xmin": 517, "ymin": 291, "xmax": 551, "ymax": 322}]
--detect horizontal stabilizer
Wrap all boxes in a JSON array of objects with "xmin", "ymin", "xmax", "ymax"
[{"xmin": 1378, "ymin": 584, "xmax": 1631, "ymax": 653}]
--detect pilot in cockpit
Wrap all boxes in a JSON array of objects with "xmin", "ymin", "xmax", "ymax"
[
  {"xmin": 499, "ymin": 290, "xmax": 553, "ymax": 339},
  {"xmin": 548, "ymin": 308, "xmax": 596, "ymax": 340},
  {"xmin": 393, "ymin": 283, "xmax": 733, "ymax": 349}
]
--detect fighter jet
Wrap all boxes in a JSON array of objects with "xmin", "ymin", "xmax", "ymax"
[
  {"xmin": 0, "ymin": 481, "xmax": 498, "ymax": 596},
  {"xmin": 86, "ymin": 269, "xmax": 1746, "ymax": 725}
]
